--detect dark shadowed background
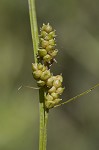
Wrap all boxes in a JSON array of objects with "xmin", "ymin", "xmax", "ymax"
[{"xmin": 0, "ymin": 0, "xmax": 99, "ymax": 150}]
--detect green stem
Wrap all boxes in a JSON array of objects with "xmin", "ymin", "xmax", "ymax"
[
  {"xmin": 28, "ymin": 0, "xmax": 39, "ymax": 62},
  {"xmin": 54, "ymin": 83, "xmax": 99, "ymax": 108},
  {"xmin": 39, "ymin": 88, "xmax": 45, "ymax": 150},
  {"xmin": 28, "ymin": 1, "xmax": 47, "ymax": 150},
  {"xmin": 43, "ymin": 109, "xmax": 49, "ymax": 150}
]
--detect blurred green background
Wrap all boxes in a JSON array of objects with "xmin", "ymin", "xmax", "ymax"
[{"xmin": 0, "ymin": 0, "xmax": 99, "ymax": 150}]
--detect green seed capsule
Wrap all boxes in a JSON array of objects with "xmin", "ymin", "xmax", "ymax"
[
  {"xmin": 48, "ymin": 86, "xmax": 56, "ymax": 93},
  {"xmin": 56, "ymin": 87, "xmax": 64, "ymax": 95},
  {"xmin": 44, "ymin": 33, "xmax": 55, "ymax": 40},
  {"xmin": 42, "ymin": 23, "xmax": 52, "ymax": 33},
  {"xmin": 56, "ymin": 75, "xmax": 63, "ymax": 82},
  {"xmin": 53, "ymin": 79, "xmax": 62, "ymax": 88},
  {"xmin": 38, "ymin": 49, "xmax": 47, "ymax": 57},
  {"xmin": 45, "ymin": 101, "xmax": 55, "ymax": 109},
  {"xmin": 43, "ymin": 54, "xmax": 52, "ymax": 63},
  {"xmin": 45, "ymin": 94, "xmax": 53, "ymax": 101},
  {"xmin": 37, "ymin": 80, "xmax": 45, "ymax": 87},
  {"xmin": 49, "ymin": 39, "xmax": 55, "ymax": 46},
  {"xmin": 46, "ymin": 45, "xmax": 54, "ymax": 52},
  {"xmin": 42, "ymin": 66, "xmax": 48, "ymax": 72},
  {"xmin": 46, "ymin": 77, "xmax": 54, "ymax": 87},
  {"xmin": 54, "ymin": 99, "xmax": 62, "ymax": 105},
  {"xmin": 49, "ymin": 49, "xmax": 58, "ymax": 57},
  {"xmin": 41, "ymin": 39, "xmax": 49, "ymax": 48},
  {"xmin": 33, "ymin": 70, "xmax": 42, "ymax": 79},
  {"xmin": 40, "ymin": 70, "xmax": 51, "ymax": 80},
  {"xmin": 45, "ymin": 24, "xmax": 53, "ymax": 33},
  {"xmin": 49, "ymin": 31, "xmax": 56, "ymax": 38},
  {"xmin": 37, "ymin": 63, "xmax": 43, "ymax": 70},
  {"xmin": 51, "ymin": 92, "xmax": 59, "ymax": 99},
  {"xmin": 45, "ymin": 35, "xmax": 52, "ymax": 40},
  {"xmin": 32, "ymin": 63, "xmax": 38, "ymax": 71},
  {"xmin": 41, "ymin": 30, "xmax": 48, "ymax": 38}
]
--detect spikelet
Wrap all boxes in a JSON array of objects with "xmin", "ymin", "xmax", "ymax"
[
  {"xmin": 32, "ymin": 63, "xmax": 51, "ymax": 87},
  {"xmin": 44, "ymin": 74, "xmax": 64, "ymax": 108},
  {"xmin": 38, "ymin": 23, "xmax": 58, "ymax": 65}
]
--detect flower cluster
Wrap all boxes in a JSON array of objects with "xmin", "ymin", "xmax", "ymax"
[
  {"xmin": 32, "ymin": 63, "xmax": 51, "ymax": 87},
  {"xmin": 38, "ymin": 23, "xmax": 58, "ymax": 65},
  {"xmin": 45, "ymin": 75, "xmax": 64, "ymax": 109},
  {"xmin": 32, "ymin": 23, "xmax": 64, "ymax": 109}
]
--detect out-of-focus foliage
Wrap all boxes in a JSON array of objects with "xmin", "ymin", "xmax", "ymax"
[{"xmin": 0, "ymin": 0, "xmax": 99, "ymax": 150}]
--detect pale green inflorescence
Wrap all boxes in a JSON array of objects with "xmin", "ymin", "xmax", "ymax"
[
  {"xmin": 39, "ymin": 23, "xmax": 58, "ymax": 65},
  {"xmin": 32, "ymin": 23, "xmax": 64, "ymax": 109}
]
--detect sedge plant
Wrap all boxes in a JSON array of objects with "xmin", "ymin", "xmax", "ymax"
[{"xmin": 28, "ymin": 0, "xmax": 99, "ymax": 150}]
